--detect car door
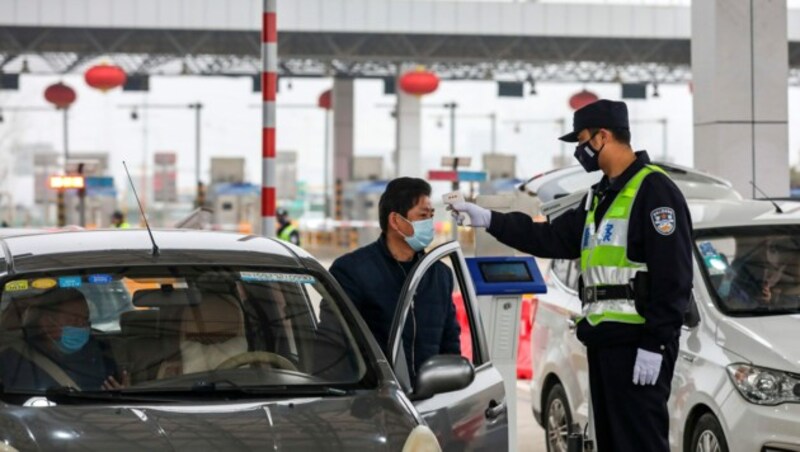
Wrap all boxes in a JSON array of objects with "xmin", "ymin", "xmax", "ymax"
[{"xmin": 387, "ymin": 241, "xmax": 508, "ymax": 451}]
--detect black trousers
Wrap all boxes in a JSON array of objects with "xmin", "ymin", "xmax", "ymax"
[{"xmin": 586, "ymin": 340, "xmax": 679, "ymax": 452}]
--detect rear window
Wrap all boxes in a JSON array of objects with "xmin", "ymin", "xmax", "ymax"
[{"xmin": 0, "ymin": 266, "xmax": 372, "ymax": 397}]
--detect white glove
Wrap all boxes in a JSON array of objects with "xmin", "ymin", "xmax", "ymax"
[
  {"xmin": 632, "ymin": 348, "xmax": 663, "ymax": 386},
  {"xmin": 449, "ymin": 202, "xmax": 492, "ymax": 228}
]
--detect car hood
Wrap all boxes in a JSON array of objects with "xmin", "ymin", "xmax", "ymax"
[
  {"xmin": 0, "ymin": 393, "xmax": 418, "ymax": 451},
  {"xmin": 716, "ymin": 314, "xmax": 800, "ymax": 372}
]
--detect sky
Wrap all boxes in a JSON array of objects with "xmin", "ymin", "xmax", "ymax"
[{"xmin": 2, "ymin": 68, "xmax": 800, "ymax": 215}]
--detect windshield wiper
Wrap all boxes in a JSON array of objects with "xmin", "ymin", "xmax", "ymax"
[{"xmin": 44, "ymin": 386, "xmax": 178, "ymax": 404}]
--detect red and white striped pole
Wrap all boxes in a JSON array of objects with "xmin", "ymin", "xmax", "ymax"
[{"xmin": 262, "ymin": 0, "xmax": 277, "ymax": 237}]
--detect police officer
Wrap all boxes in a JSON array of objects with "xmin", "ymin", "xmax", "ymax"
[
  {"xmin": 276, "ymin": 209, "xmax": 301, "ymax": 246},
  {"xmin": 111, "ymin": 211, "xmax": 131, "ymax": 229},
  {"xmin": 452, "ymin": 100, "xmax": 692, "ymax": 452}
]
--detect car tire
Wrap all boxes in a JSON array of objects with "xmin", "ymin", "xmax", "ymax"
[
  {"xmin": 690, "ymin": 413, "xmax": 729, "ymax": 452},
  {"xmin": 544, "ymin": 383, "xmax": 572, "ymax": 452}
]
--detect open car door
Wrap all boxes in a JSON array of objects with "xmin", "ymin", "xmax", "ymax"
[{"xmin": 388, "ymin": 241, "xmax": 508, "ymax": 451}]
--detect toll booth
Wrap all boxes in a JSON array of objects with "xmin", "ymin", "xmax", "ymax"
[{"xmin": 211, "ymin": 183, "xmax": 259, "ymax": 232}]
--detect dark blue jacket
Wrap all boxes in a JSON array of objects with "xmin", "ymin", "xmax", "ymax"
[{"xmin": 330, "ymin": 236, "xmax": 460, "ymax": 375}]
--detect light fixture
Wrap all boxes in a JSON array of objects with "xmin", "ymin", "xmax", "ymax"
[{"xmin": 130, "ymin": 108, "xmax": 139, "ymax": 120}]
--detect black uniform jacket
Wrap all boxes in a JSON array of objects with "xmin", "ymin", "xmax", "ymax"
[
  {"xmin": 488, "ymin": 152, "xmax": 693, "ymax": 353},
  {"xmin": 330, "ymin": 235, "xmax": 461, "ymax": 374}
]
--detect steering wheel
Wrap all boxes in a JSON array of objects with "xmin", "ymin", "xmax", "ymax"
[{"xmin": 215, "ymin": 351, "xmax": 298, "ymax": 372}]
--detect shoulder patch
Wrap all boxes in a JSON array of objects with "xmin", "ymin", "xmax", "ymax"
[{"xmin": 650, "ymin": 207, "xmax": 676, "ymax": 236}]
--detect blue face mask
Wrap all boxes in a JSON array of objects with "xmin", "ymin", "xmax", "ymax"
[
  {"xmin": 399, "ymin": 216, "xmax": 435, "ymax": 252},
  {"xmin": 57, "ymin": 326, "xmax": 90, "ymax": 354}
]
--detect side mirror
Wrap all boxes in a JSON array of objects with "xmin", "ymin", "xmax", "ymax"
[{"xmin": 409, "ymin": 355, "xmax": 475, "ymax": 402}]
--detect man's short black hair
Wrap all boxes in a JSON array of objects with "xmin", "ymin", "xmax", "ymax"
[
  {"xmin": 378, "ymin": 177, "xmax": 432, "ymax": 232},
  {"xmin": 589, "ymin": 127, "xmax": 631, "ymax": 146}
]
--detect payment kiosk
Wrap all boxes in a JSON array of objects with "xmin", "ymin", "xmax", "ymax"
[{"xmin": 466, "ymin": 256, "xmax": 546, "ymax": 452}]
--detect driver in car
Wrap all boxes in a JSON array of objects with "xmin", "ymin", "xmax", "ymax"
[
  {"xmin": 0, "ymin": 288, "xmax": 128, "ymax": 392},
  {"xmin": 724, "ymin": 237, "xmax": 800, "ymax": 309}
]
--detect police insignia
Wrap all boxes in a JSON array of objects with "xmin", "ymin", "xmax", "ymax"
[{"xmin": 651, "ymin": 207, "xmax": 676, "ymax": 236}]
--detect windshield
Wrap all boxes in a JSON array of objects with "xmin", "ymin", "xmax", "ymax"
[
  {"xmin": 0, "ymin": 266, "xmax": 371, "ymax": 398},
  {"xmin": 696, "ymin": 226, "xmax": 800, "ymax": 316}
]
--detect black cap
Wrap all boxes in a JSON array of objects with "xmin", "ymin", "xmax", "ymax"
[{"xmin": 558, "ymin": 99, "xmax": 629, "ymax": 143}]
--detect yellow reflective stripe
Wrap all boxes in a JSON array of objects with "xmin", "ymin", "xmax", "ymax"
[{"xmin": 584, "ymin": 312, "xmax": 646, "ymax": 326}]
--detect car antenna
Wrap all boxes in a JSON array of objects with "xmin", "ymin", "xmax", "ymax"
[
  {"xmin": 123, "ymin": 161, "xmax": 160, "ymax": 255},
  {"xmin": 750, "ymin": 180, "xmax": 783, "ymax": 214}
]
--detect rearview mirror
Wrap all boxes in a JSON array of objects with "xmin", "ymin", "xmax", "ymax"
[
  {"xmin": 683, "ymin": 292, "xmax": 701, "ymax": 328},
  {"xmin": 409, "ymin": 355, "xmax": 475, "ymax": 402}
]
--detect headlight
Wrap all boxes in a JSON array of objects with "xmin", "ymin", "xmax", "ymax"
[
  {"xmin": 402, "ymin": 425, "xmax": 441, "ymax": 452},
  {"xmin": 727, "ymin": 363, "xmax": 800, "ymax": 405}
]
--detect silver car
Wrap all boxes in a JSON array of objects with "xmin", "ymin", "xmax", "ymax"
[{"xmin": 0, "ymin": 229, "xmax": 507, "ymax": 451}]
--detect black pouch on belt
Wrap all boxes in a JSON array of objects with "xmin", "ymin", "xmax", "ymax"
[{"xmin": 632, "ymin": 271, "xmax": 650, "ymax": 314}]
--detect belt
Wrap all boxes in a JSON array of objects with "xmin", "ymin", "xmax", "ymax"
[{"xmin": 582, "ymin": 284, "xmax": 635, "ymax": 303}]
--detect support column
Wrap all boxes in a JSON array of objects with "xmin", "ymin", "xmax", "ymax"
[
  {"xmin": 333, "ymin": 78, "xmax": 355, "ymax": 185},
  {"xmin": 395, "ymin": 85, "xmax": 422, "ymax": 178},
  {"xmin": 692, "ymin": 0, "xmax": 789, "ymax": 198}
]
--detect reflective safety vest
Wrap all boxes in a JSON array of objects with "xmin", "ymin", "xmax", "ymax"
[
  {"xmin": 579, "ymin": 164, "xmax": 668, "ymax": 326},
  {"xmin": 278, "ymin": 223, "xmax": 299, "ymax": 244},
  {"xmin": 115, "ymin": 222, "xmax": 131, "ymax": 229}
]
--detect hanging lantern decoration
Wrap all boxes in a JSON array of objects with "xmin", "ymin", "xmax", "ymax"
[
  {"xmin": 318, "ymin": 89, "xmax": 332, "ymax": 110},
  {"xmin": 84, "ymin": 63, "xmax": 127, "ymax": 92},
  {"xmin": 569, "ymin": 89, "xmax": 599, "ymax": 110},
  {"xmin": 399, "ymin": 69, "xmax": 439, "ymax": 96},
  {"xmin": 44, "ymin": 82, "xmax": 77, "ymax": 109}
]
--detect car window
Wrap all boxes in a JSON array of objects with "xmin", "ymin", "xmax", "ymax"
[
  {"xmin": 696, "ymin": 226, "xmax": 800, "ymax": 316},
  {"xmin": 0, "ymin": 266, "xmax": 372, "ymax": 397}
]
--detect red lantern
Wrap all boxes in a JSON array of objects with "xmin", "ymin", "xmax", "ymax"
[
  {"xmin": 84, "ymin": 64, "xmax": 127, "ymax": 92},
  {"xmin": 44, "ymin": 82, "xmax": 77, "ymax": 109},
  {"xmin": 569, "ymin": 89, "xmax": 599, "ymax": 110},
  {"xmin": 318, "ymin": 89, "xmax": 332, "ymax": 110},
  {"xmin": 399, "ymin": 70, "xmax": 439, "ymax": 95}
]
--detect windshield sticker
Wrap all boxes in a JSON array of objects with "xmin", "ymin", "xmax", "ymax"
[
  {"xmin": 58, "ymin": 276, "xmax": 82, "ymax": 288},
  {"xmin": 4, "ymin": 280, "xmax": 29, "ymax": 292},
  {"xmin": 240, "ymin": 272, "xmax": 316, "ymax": 284},
  {"xmin": 31, "ymin": 278, "xmax": 58, "ymax": 290},
  {"xmin": 88, "ymin": 274, "xmax": 113, "ymax": 284}
]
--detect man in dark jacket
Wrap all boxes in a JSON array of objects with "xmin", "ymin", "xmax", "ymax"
[{"xmin": 330, "ymin": 177, "xmax": 460, "ymax": 378}]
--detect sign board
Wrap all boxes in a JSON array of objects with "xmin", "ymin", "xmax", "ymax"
[
  {"xmin": 276, "ymin": 152, "xmax": 297, "ymax": 200},
  {"xmin": 483, "ymin": 154, "xmax": 517, "ymax": 179},
  {"xmin": 353, "ymin": 156, "xmax": 383, "ymax": 181},
  {"xmin": 211, "ymin": 158, "xmax": 245, "ymax": 184},
  {"xmin": 427, "ymin": 170, "xmax": 487, "ymax": 182},
  {"xmin": 66, "ymin": 153, "xmax": 108, "ymax": 176},
  {"xmin": 49, "ymin": 175, "xmax": 85, "ymax": 189},
  {"xmin": 154, "ymin": 152, "xmax": 178, "ymax": 203},
  {"xmin": 441, "ymin": 156, "xmax": 472, "ymax": 168}
]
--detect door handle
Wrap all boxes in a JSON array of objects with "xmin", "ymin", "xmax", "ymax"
[
  {"xmin": 485, "ymin": 399, "xmax": 506, "ymax": 420},
  {"xmin": 680, "ymin": 353, "xmax": 696, "ymax": 363}
]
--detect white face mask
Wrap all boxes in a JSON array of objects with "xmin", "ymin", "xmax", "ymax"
[{"xmin": 180, "ymin": 336, "xmax": 247, "ymax": 375}]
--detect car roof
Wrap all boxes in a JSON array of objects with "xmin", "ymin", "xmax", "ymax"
[
  {"xmin": 690, "ymin": 199, "xmax": 800, "ymax": 230},
  {"xmin": 0, "ymin": 229, "xmax": 307, "ymax": 275},
  {"xmin": 524, "ymin": 160, "xmax": 741, "ymax": 203}
]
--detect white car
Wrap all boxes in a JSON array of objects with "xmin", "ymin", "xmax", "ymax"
[{"xmin": 530, "ymin": 197, "xmax": 800, "ymax": 452}]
